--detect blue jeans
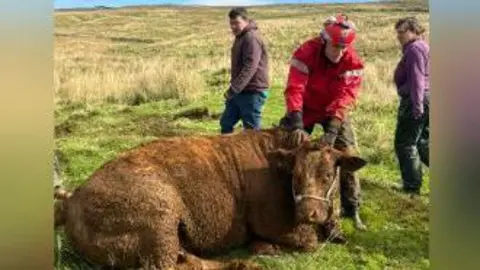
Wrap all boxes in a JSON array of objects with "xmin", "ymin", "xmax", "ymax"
[{"xmin": 220, "ymin": 90, "xmax": 267, "ymax": 134}]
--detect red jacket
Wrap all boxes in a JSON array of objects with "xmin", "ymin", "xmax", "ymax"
[{"xmin": 284, "ymin": 37, "xmax": 364, "ymax": 128}]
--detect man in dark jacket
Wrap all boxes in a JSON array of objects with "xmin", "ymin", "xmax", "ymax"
[{"xmin": 220, "ymin": 7, "xmax": 269, "ymax": 134}]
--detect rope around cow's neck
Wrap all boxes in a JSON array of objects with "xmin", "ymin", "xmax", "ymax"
[{"xmin": 292, "ymin": 166, "xmax": 339, "ymax": 206}]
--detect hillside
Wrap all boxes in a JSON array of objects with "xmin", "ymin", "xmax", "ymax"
[{"xmin": 54, "ymin": 2, "xmax": 430, "ymax": 269}]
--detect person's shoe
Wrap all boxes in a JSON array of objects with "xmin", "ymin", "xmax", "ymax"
[
  {"xmin": 353, "ymin": 212, "xmax": 367, "ymax": 231},
  {"xmin": 391, "ymin": 182, "xmax": 403, "ymax": 192},
  {"xmin": 405, "ymin": 188, "xmax": 420, "ymax": 195},
  {"xmin": 392, "ymin": 183, "xmax": 421, "ymax": 195},
  {"xmin": 340, "ymin": 208, "xmax": 367, "ymax": 231}
]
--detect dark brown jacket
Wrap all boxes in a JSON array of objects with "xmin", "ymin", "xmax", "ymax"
[{"xmin": 230, "ymin": 20, "xmax": 269, "ymax": 93}]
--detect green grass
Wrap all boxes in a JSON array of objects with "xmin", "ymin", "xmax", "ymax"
[
  {"xmin": 54, "ymin": 2, "xmax": 429, "ymax": 269},
  {"xmin": 54, "ymin": 84, "xmax": 430, "ymax": 270}
]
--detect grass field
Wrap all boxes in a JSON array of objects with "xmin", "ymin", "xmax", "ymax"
[{"xmin": 54, "ymin": 2, "xmax": 430, "ymax": 269}]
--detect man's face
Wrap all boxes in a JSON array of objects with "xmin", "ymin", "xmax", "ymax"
[
  {"xmin": 229, "ymin": 16, "xmax": 248, "ymax": 36},
  {"xmin": 325, "ymin": 41, "xmax": 347, "ymax": 63}
]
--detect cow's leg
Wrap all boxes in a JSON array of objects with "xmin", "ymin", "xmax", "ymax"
[
  {"xmin": 320, "ymin": 219, "xmax": 347, "ymax": 244},
  {"xmin": 249, "ymin": 240, "xmax": 282, "ymax": 256},
  {"xmin": 268, "ymin": 224, "xmax": 319, "ymax": 254},
  {"xmin": 177, "ymin": 250, "xmax": 262, "ymax": 270},
  {"xmin": 176, "ymin": 251, "xmax": 224, "ymax": 269},
  {"xmin": 138, "ymin": 217, "xmax": 180, "ymax": 270}
]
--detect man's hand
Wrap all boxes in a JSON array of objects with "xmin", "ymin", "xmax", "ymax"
[
  {"xmin": 224, "ymin": 87, "xmax": 235, "ymax": 100},
  {"xmin": 289, "ymin": 129, "xmax": 310, "ymax": 147},
  {"xmin": 279, "ymin": 111, "xmax": 303, "ymax": 131},
  {"xmin": 320, "ymin": 117, "xmax": 342, "ymax": 146}
]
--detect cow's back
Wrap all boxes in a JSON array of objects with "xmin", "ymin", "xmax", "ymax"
[{"xmin": 82, "ymin": 130, "xmax": 278, "ymax": 255}]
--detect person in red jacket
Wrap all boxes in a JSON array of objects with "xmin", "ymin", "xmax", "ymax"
[{"xmin": 280, "ymin": 15, "xmax": 366, "ymax": 232}]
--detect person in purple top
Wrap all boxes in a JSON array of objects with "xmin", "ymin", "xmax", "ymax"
[{"xmin": 393, "ymin": 17, "xmax": 430, "ymax": 195}]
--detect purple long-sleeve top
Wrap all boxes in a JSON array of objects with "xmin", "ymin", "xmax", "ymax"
[{"xmin": 394, "ymin": 39, "xmax": 430, "ymax": 119}]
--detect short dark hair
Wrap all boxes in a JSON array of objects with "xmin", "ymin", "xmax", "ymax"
[
  {"xmin": 395, "ymin": 16, "xmax": 425, "ymax": 35},
  {"xmin": 228, "ymin": 7, "xmax": 248, "ymax": 20}
]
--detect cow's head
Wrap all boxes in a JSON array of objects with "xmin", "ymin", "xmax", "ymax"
[{"xmin": 268, "ymin": 141, "xmax": 367, "ymax": 225}]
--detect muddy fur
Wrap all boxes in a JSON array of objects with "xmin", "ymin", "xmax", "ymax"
[{"xmin": 55, "ymin": 127, "xmax": 366, "ymax": 269}]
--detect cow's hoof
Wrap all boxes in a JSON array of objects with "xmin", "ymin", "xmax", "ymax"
[
  {"xmin": 250, "ymin": 242, "xmax": 281, "ymax": 256},
  {"xmin": 322, "ymin": 220, "xmax": 347, "ymax": 244},
  {"xmin": 177, "ymin": 251, "xmax": 188, "ymax": 263},
  {"xmin": 297, "ymin": 241, "xmax": 318, "ymax": 253},
  {"xmin": 330, "ymin": 233, "xmax": 347, "ymax": 244}
]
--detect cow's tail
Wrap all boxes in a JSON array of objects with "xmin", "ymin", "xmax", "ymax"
[{"xmin": 54, "ymin": 187, "xmax": 72, "ymax": 229}]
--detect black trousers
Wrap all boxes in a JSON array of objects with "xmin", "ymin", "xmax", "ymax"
[{"xmin": 394, "ymin": 92, "xmax": 430, "ymax": 192}]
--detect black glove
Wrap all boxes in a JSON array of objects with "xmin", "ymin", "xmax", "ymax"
[
  {"xmin": 279, "ymin": 111, "xmax": 303, "ymax": 131},
  {"xmin": 320, "ymin": 132, "xmax": 337, "ymax": 146},
  {"xmin": 320, "ymin": 117, "xmax": 342, "ymax": 146}
]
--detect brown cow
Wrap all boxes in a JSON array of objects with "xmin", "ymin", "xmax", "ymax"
[{"xmin": 54, "ymin": 127, "xmax": 367, "ymax": 269}]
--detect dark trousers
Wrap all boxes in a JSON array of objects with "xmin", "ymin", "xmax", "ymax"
[
  {"xmin": 220, "ymin": 90, "xmax": 267, "ymax": 134},
  {"xmin": 304, "ymin": 116, "xmax": 361, "ymax": 217},
  {"xmin": 394, "ymin": 92, "xmax": 430, "ymax": 193}
]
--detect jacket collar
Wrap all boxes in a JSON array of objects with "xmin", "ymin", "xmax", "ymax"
[
  {"xmin": 236, "ymin": 20, "xmax": 257, "ymax": 38},
  {"xmin": 402, "ymin": 38, "xmax": 420, "ymax": 53}
]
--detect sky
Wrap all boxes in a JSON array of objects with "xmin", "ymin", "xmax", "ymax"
[{"xmin": 54, "ymin": 0, "xmax": 378, "ymax": 9}]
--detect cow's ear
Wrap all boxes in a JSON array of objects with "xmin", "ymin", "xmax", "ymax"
[
  {"xmin": 336, "ymin": 154, "xmax": 367, "ymax": 172},
  {"xmin": 267, "ymin": 148, "xmax": 296, "ymax": 171}
]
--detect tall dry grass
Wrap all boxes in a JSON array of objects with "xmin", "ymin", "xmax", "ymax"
[
  {"xmin": 54, "ymin": 5, "xmax": 429, "ymax": 106},
  {"xmin": 54, "ymin": 55, "xmax": 205, "ymax": 105}
]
